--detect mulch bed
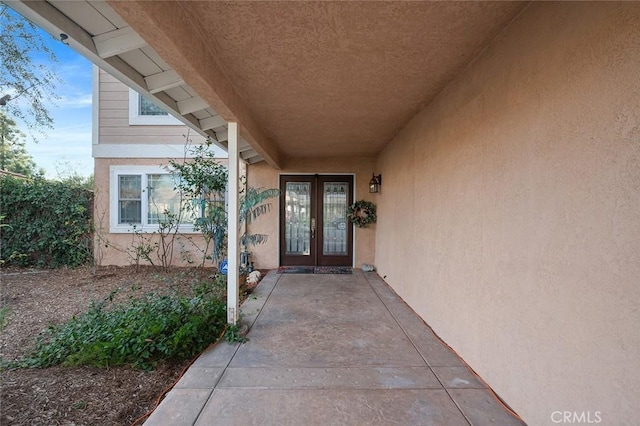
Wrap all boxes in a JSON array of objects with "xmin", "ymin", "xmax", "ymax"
[{"xmin": 0, "ymin": 265, "xmax": 232, "ymax": 425}]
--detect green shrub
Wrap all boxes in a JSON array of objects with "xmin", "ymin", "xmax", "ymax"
[
  {"xmin": 0, "ymin": 175, "xmax": 93, "ymax": 268},
  {"xmin": 16, "ymin": 281, "xmax": 227, "ymax": 370}
]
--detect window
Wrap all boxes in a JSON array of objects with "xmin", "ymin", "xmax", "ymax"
[
  {"xmin": 128, "ymin": 89, "xmax": 182, "ymax": 125},
  {"xmin": 118, "ymin": 175, "xmax": 142, "ymax": 224},
  {"xmin": 139, "ymin": 96, "xmax": 168, "ymax": 116},
  {"xmin": 110, "ymin": 166, "xmax": 226, "ymax": 233}
]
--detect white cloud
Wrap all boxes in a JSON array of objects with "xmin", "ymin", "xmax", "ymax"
[{"xmin": 57, "ymin": 93, "xmax": 93, "ymax": 109}]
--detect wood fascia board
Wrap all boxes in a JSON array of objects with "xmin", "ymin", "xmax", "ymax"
[
  {"xmin": 8, "ymin": 1, "xmax": 99, "ymax": 58},
  {"xmin": 93, "ymin": 26, "xmax": 147, "ymax": 58},
  {"xmin": 107, "ymin": 0, "xmax": 282, "ymax": 168},
  {"xmin": 9, "ymin": 1, "xmax": 208, "ymax": 141}
]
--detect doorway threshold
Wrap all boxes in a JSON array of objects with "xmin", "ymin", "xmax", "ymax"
[{"xmin": 277, "ymin": 266, "xmax": 353, "ymax": 274}]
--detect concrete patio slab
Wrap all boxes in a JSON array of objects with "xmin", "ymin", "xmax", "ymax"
[
  {"xmin": 144, "ymin": 388, "xmax": 212, "ymax": 426},
  {"xmin": 174, "ymin": 367, "xmax": 225, "ymax": 390},
  {"xmin": 230, "ymin": 273, "xmax": 426, "ymax": 368},
  {"xmin": 432, "ymin": 367, "xmax": 487, "ymax": 389},
  {"xmin": 143, "ymin": 270, "xmax": 525, "ymax": 425},
  {"xmin": 196, "ymin": 388, "xmax": 469, "ymax": 426},
  {"xmin": 449, "ymin": 389, "xmax": 525, "ymax": 426},
  {"xmin": 218, "ymin": 366, "xmax": 442, "ymax": 389}
]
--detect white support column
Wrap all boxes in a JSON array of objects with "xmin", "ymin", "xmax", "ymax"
[{"xmin": 227, "ymin": 121, "xmax": 240, "ymax": 325}]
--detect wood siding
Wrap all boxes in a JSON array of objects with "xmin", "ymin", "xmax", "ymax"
[{"xmin": 98, "ymin": 70, "xmax": 205, "ymax": 145}]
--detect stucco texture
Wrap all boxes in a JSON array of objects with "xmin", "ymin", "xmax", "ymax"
[
  {"xmin": 376, "ymin": 3, "xmax": 640, "ymax": 425},
  {"xmin": 247, "ymin": 157, "xmax": 377, "ymax": 269},
  {"xmin": 94, "ymin": 157, "xmax": 228, "ymax": 267}
]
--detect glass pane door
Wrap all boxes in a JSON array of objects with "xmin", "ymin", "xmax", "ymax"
[
  {"xmin": 280, "ymin": 176, "xmax": 316, "ymax": 266},
  {"xmin": 316, "ymin": 175, "xmax": 353, "ymax": 266},
  {"xmin": 284, "ymin": 182, "xmax": 311, "ymax": 255},
  {"xmin": 322, "ymin": 182, "xmax": 348, "ymax": 256},
  {"xmin": 280, "ymin": 175, "xmax": 353, "ymax": 267}
]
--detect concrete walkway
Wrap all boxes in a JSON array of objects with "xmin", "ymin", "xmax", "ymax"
[{"xmin": 144, "ymin": 271, "xmax": 525, "ymax": 425}]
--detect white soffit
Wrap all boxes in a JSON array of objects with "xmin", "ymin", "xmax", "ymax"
[{"xmin": 9, "ymin": 0, "xmax": 263, "ymax": 164}]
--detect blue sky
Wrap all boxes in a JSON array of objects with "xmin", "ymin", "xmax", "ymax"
[{"xmin": 13, "ymin": 13, "xmax": 94, "ymax": 178}]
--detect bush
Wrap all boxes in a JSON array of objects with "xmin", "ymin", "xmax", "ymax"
[
  {"xmin": 16, "ymin": 280, "xmax": 227, "ymax": 370},
  {"xmin": 0, "ymin": 175, "xmax": 93, "ymax": 268}
]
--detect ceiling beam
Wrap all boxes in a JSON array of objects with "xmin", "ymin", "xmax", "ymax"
[
  {"xmin": 8, "ymin": 1, "xmax": 232, "ymax": 153},
  {"xmin": 244, "ymin": 152, "xmax": 264, "ymax": 164},
  {"xmin": 9, "ymin": 1, "xmax": 99, "ymax": 57},
  {"xmin": 240, "ymin": 148, "xmax": 258, "ymax": 157},
  {"xmin": 108, "ymin": 0, "xmax": 283, "ymax": 168},
  {"xmin": 145, "ymin": 69, "xmax": 184, "ymax": 94},
  {"xmin": 8, "ymin": 1, "xmax": 258, "ymax": 160},
  {"xmin": 93, "ymin": 26, "xmax": 146, "ymax": 58},
  {"xmin": 200, "ymin": 115, "xmax": 226, "ymax": 131},
  {"xmin": 214, "ymin": 130, "xmax": 228, "ymax": 143},
  {"xmin": 177, "ymin": 96, "xmax": 208, "ymax": 115}
]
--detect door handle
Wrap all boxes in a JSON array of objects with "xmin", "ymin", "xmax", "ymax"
[{"xmin": 311, "ymin": 218, "xmax": 316, "ymax": 239}]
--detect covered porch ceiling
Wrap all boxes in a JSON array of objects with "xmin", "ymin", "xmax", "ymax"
[{"xmin": 12, "ymin": 1, "xmax": 529, "ymax": 169}]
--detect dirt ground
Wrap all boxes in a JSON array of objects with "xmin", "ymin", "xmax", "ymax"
[{"xmin": 0, "ymin": 265, "xmax": 235, "ymax": 425}]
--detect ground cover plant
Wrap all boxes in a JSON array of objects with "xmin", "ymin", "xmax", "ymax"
[
  {"xmin": 0, "ymin": 265, "xmax": 254, "ymax": 425},
  {"xmin": 15, "ymin": 278, "xmax": 227, "ymax": 371}
]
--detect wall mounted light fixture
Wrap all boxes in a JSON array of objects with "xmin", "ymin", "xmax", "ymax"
[{"xmin": 369, "ymin": 174, "xmax": 382, "ymax": 193}]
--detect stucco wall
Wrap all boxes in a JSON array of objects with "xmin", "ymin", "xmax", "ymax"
[
  {"xmin": 94, "ymin": 157, "xmax": 228, "ymax": 267},
  {"xmin": 376, "ymin": 3, "xmax": 640, "ymax": 425},
  {"xmin": 247, "ymin": 157, "xmax": 377, "ymax": 269},
  {"xmin": 94, "ymin": 71, "xmax": 228, "ymax": 267}
]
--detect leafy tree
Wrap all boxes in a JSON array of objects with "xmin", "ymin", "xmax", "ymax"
[
  {"xmin": 0, "ymin": 110, "xmax": 41, "ymax": 176},
  {"xmin": 55, "ymin": 160, "xmax": 94, "ymax": 190},
  {"xmin": 0, "ymin": 4, "xmax": 61, "ymax": 138},
  {"xmin": 168, "ymin": 138, "xmax": 279, "ymax": 269},
  {"xmin": 169, "ymin": 139, "xmax": 229, "ymax": 267}
]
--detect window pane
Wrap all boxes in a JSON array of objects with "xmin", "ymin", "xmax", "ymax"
[
  {"xmin": 139, "ymin": 96, "xmax": 169, "ymax": 116},
  {"xmin": 285, "ymin": 182, "xmax": 311, "ymax": 255},
  {"xmin": 119, "ymin": 200, "xmax": 141, "ymax": 224},
  {"xmin": 119, "ymin": 175, "xmax": 141, "ymax": 199},
  {"xmin": 322, "ymin": 182, "xmax": 348, "ymax": 256},
  {"xmin": 118, "ymin": 175, "xmax": 141, "ymax": 224},
  {"xmin": 147, "ymin": 174, "xmax": 197, "ymax": 225}
]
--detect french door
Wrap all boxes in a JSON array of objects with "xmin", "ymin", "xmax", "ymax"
[{"xmin": 280, "ymin": 175, "xmax": 354, "ymax": 266}]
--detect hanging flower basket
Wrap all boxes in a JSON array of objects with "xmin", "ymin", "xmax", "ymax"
[{"xmin": 347, "ymin": 200, "xmax": 377, "ymax": 228}]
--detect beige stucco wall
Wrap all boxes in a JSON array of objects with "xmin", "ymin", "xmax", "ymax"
[
  {"xmin": 246, "ymin": 157, "xmax": 377, "ymax": 269},
  {"xmin": 96, "ymin": 155, "xmax": 376, "ymax": 269},
  {"xmin": 94, "ymin": 157, "xmax": 228, "ymax": 267},
  {"xmin": 376, "ymin": 3, "xmax": 640, "ymax": 425},
  {"xmin": 94, "ymin": 72, "xmax": 228, "ymax": 267}
]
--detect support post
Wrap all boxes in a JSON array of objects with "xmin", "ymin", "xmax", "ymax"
[{"xmin": 227, "ymin": 121, "xmax": 240, "ymax": 325}]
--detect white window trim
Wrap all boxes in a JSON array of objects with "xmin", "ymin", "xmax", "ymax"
[
  {"xmin": 109, "ymin": 165, "xmax": 198, "ymax": 234},
  {"xmin": 128, "ymin": 89, "xmax": 182, "ymax": 126}
]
